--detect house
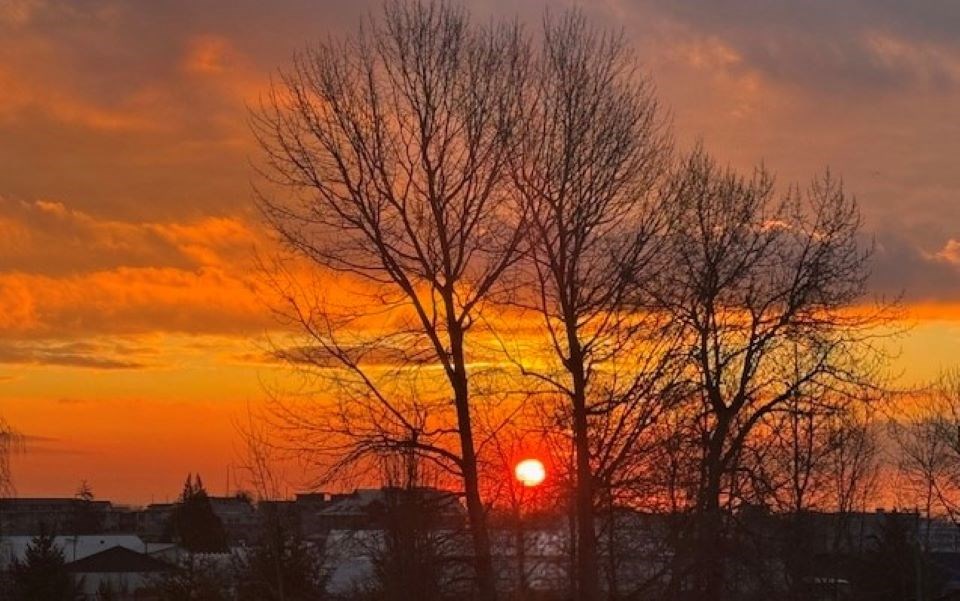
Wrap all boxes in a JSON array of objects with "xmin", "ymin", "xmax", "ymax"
[
  {"xmin": 207, "ymin": 495, "xmax": 258, "ymax": 544},
  {"xmin": 0, "ymin": 498, "xmax": 113, "ymax": 535},
  {"xmin": 313, "ymin": 487, "xmax": 465, "ymax": 531},
  {"xmin": 134, "ymin": 503, "xmax": 174, "ymax": 541},
  {"xmin": 65, "ymin": 546, "xmax": 173, "ymax": 600}
]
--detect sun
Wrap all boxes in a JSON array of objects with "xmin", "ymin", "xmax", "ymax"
[{"xmin": 514, "ymin": 458, "xmax": 546, "ymax": 487}]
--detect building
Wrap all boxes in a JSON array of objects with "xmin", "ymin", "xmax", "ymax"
[
  {"xmin": 133, "ymin": 503, "xmax": 175, "ymax": 541},
  {"xmin": 66, "ymin": 546, "xmax": 173, "ymax": 600},
  {"xmin": 207, "ymin": 495, "xmax": 258, "ymax": 544},
  {"xmin": 0, "ymin": 497, "xmax": 113, "ymax": 535},
  {"xmin": 312, "ymin": 487, "xmax": 465, "ymax": 531}
]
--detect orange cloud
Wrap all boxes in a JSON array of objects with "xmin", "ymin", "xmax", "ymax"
[
  {"xmin": 0, "ymin": 196, "xmax": 276, "ymax": 338},
  {"xmin": 0, "ymin": 266, "xmax": 269, "ymax": 338},
  {"xmin": 1, "ymin": 196, "xmax": 261, "ymax": 266},
  {"xmin": 934, "ymin": 239, "xmax": 960, "ymax": 264},
  {"xmin": 0, "ymin": 59, "xmax": 159, "ymax": 133},
  {"xmin": 183, "ymin": 35, "xmax": 236, "ymax": 75},
  {"xmin": 0, "ymin": 0, "xmax": 41, "ymax": 26},
  {"xmin": 150, "ymin": 217, "xmax": 260, "ymax": 267}
]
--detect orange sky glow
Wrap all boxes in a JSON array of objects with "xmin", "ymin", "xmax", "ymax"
[{"xmin": 2, "ymin": 0, "xmax": 960, "ymax": 504}]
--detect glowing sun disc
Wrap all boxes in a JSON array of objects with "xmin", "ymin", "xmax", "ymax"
[{"xmin": 515, "ymin": 458, "xmax": 546, "ymax": 487}]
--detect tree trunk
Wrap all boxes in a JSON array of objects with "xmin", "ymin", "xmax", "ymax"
[
  {"xmin": 574, "ymin": 402, "xmax": 600, "ymax": 600},
  {"xmin": 695, "ymin": 431, "xmax": 727, "ymax": 601},
  {"xmin": 569, "ymin": 342, "xmax": 600, "ymax": 601},
  {"xmin": 607, "ymin": 495, "xmax": 619, "ymax": 600},
  {"xmin": 449, "ymin": 323, "xmax": 497, "ymax": 601}
]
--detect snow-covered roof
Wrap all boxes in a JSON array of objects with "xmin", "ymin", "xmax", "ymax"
[
  {"xmin": 65, "ymin": 546, "xmax": 172, "ymax": 574},
  {"xmin": 0, "ymin": 534, "xmax": 147, "ymax": 566}
]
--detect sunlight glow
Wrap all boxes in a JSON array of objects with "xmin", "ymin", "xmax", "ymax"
[{"xmin": 515, "ymin": 458, "xmax": 546, "ymax": 487}]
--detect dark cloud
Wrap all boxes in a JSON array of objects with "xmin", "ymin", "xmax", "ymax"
[
  {"xmin": 267, "ymin": 343, "xmax": 439, "ymax": 368},
  {"xmin": 56, "ymin": 398, "xmax": 91, "ymax": 405},
  {"xmin": 0, "ymin": 340, "xmax": 153, "ymax": 369},
  {"xmin": 869, "ymin": 231, "xmax": 960, "ymax": 302},
  {"xmin": 20, "ymin": 433, "xmax": 86, "ymax": 455},
  {"xmin": 635, "ymin": 0, "xmax": 960, "ymax": 93}
]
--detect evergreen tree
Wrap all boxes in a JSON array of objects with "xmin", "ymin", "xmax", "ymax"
[
  {"xmin": 9, "ymin": 529, "xmax": 83, "ymax": 601},
  {"xmin": 170, "ymin": 473, "xmax": 228, "ymax": 552}
]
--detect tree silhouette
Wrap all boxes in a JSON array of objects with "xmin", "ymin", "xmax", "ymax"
[
  {"xmin": 250, "ymin": 4, "xmax": 897, "ymax": 600},
  {"xmin": 151, "ymin": 554, "xmax": 231, "ymax": 601},
  {"xmin": 0, "ymin": 417, "xmax": 21, "ymax": 500},
  {"xmin": 71, "ymin": 480, "xmax": 102, "ymax": 535},
  {"xmin": 253, "ymin": 2, "xmax": 527, "ymax": 598},
  {"xmin": 655, "ymin": 149, "xmax": 890, "ymax": 600},
  {"xmin": 170, "ymin": 474, "xmax": 228, "ymax": 553},
  {"xmin": 506, "ymin": 12, "xmax": 677, "ymax": 599},
  {"xmin": 9, "ymin": 528, "xmax": 83, "ymax": 601},
  {"xmin": 234, "ymin": 504, "xmax": 329, "ymax": 601}
]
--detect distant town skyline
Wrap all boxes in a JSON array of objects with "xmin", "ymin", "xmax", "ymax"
[{"xmin": 2, "ymin": 0, "xmax": 960, "ymax": 504}]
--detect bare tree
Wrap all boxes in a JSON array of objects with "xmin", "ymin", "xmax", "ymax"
[
  {"xmin": 504, "ymin": 12, "xmax": 676, "ymax": 600},
  {"xmin": 0, "ymin": 418, "xmax": 21, "ymax": 540},
  {"xmin": 655, "ymin": 148, "xmax": 889, "ymax": 600},
  {"xmin": 735, "ymin": 384, "xmax": 879, "ymax": 598},
  {"xmin": 737, "ymin": 363, "xmax": 879, "ymax": 515},
  {"xmin": 235, "ymin": 405, "xmax": 335, "ymax": 601},
  {"xmin": 237, "ymin": 404, "xmax": 288, "ymax": 502},
  {"xmin": 0, "ymin": 418, "xmax": 19, "ymax": 498},
  {"xmin": 833, "ymin": 415, "xmax": 879, "ymax": 513},
  {"xmin": 252, "ymin": 3, "xmax": 528, "ymax": 598},
  {"xmin": 892, "ymin": 405, "xmax": 949, "ymax": 538},
  {"xmin": 753, "ymin": 385, "xmax": 835, "ymax": 513},
  {"xmin": 892, "ymin": 370, "xmax": 960, "ymax": 543},
  {"xmin": 827, "ymin": 409, "xmax": 880, "ymax": 557},
  {"xmin": 926, "ymin": 371, "xmax": 960, "ymax": 522}
]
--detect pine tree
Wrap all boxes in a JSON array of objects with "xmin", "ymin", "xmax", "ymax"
[
  {"xmin": 170, "ymin": 473, "xmax": 228, "ymax": 552},
  {"xmin": 10, "ymin": 529, "xmax": 83, "ymax": 601}
]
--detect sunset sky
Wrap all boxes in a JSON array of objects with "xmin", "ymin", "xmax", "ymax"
[{"xmin": 2, "ymin": 0, "xmax": 960, "ymax": 504}]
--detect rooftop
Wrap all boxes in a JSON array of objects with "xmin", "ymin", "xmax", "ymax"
[{"xmin": 66, "ymin": 546, "xmax": 172, "ymax": 574}]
